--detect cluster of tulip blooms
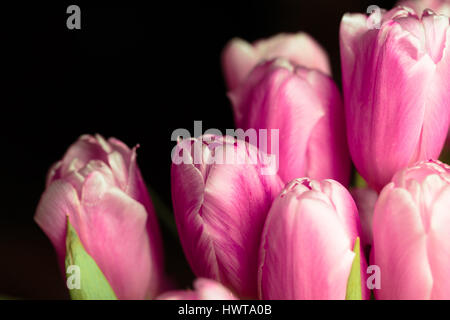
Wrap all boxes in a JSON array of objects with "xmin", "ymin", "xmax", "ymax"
[{"xmin": 35, "ymin": 0, "xmax": 450, "ymax": 300}]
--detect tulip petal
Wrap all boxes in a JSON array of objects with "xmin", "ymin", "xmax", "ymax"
[
  {"xmin": 304, "ymin": 72, "xmax": 350, "ymax": 185},
  {"xmin": 171, "ymin": 152, "xmax": 220, "ymax": 281},
  {"xmin": 34, "ymin": 180, "xmax": 82, "ymax": 268},
  {"xmin": 373, "ymin": 186, "xmax": 432, "ymax": 299},
  {"xmin": 253, "ymin": 33, "xmax": 331, "ymax": 76},
  {"xmin": 157, "ymin": 278, "xmax": 237, "ymax": 300},
  {"xmin": 221, "ymin": 38, "xmax": 258, "ymax": 91},
  {"xmin": 398, "ymin": 0, "xmax": 450, "ymax": 16},
  {"xmin": 194, "ymin": 278, "xmax": 237, "ymax": 300},
  {"xmin": 73, "ymin": 171, "xmax": 154, "ymax": 300},
  {"xmin": 428, "ymin": 185, "xmax": 450, "ymax": 299},
  {"xmin": 46, "ymin": 161, "xmax": 62, "ymax": 187}
]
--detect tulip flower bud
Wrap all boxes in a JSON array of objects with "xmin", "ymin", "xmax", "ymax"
[
  {"xmin": 157, "ymin": 278, "xmax": 237, "ymax": 300},
  {"xmin": 229, "ymin": 58, "xmax": 350, "ymax": 185},
  {"xmin": 171, "ymin": 135, "xmax": 284, "ymax": 299},
  {"xmin": 34, "ymin": 134, "xmax": 164, "ymax": 300},
  {"xmin": 222, "ymin": 32, "xmax": 331, "ymax": 90},
  {"xmin": 372, "ymin": 160, "xmax": 450, "ymax": 299},
  {"xmin": 258, "ymin": 178, "xmax": 369, "ymax": 300},
  {"xmin": 340, "ymin": 7, "xmax": 450, "ymax": 191},
  {"xmin": 398, "ymin": 0, "xmax": 450, "ymax": 16}
]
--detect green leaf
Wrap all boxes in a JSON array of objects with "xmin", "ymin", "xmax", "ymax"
[
  {"xmin": 354, "ymin": 172, "xmax": 367, "ymax": 188},
  {"xmin": 346, "ymin": 237, "xmax": 362, "ymax": 300},
  {"xmin": 65, "ymin": 219, "xmax": 117, "ymax": 300}
]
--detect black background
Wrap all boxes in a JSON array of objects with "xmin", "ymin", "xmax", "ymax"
[{"xmin": 1, "ymin": 0, "xmax": 396, "ymax": 299}]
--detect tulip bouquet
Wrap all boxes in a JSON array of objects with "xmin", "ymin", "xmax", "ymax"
[{"xmin": 34, "ymin": 0, "xmax": 450, "ymax": 300}]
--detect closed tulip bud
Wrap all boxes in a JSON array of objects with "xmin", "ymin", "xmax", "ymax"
[
  {"xmin": 258, "ymin": 178, "xmax": 369, "ymax": 300},
  {"xmin": 229, "ymin": 58, "xmax": 350, "ymax": 185},
  {"xmin": 171, "ymin": 135, "xmax": 283, "ymax": 298},
  {"xmin": 222, "ymin": 32, "xmax": 331, "ymax": 90},
  {"xmin": 372, "ymin": 160, "xmax": 450, "ymax": 299},
  {"xmin": 340, "ymin": 7, "xmax": 450, "ymax": 191},
  {"xmin": 398, "ymin": 0, "xmax": 450, "ymax": 16},
  {"xmin": 34, "ymin": 134, "xmax": 164, "ymax": 300},
  {"xmin": 157, "ymin": 278, "xmax": 237, "ymax": 300}
]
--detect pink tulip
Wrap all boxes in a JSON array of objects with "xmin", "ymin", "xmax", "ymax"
[
  {"xmin": 372, "ymin": 160, "xmax": 450, "ymax": 299},
  {"xmin": 398, "ymin": 0, "xmax": 450, "ymax": 16},
  {"xmin": 157, "ymin": 278, "xmax": 237, "ymax": 300},
  {"xmin": 229, "ymin": 58, "xmax": 350, "ymax": 185},
  {"xmin": 340, "ymin": 7, "xmax": 450, "ymax": 192},
  {"xmin": 34, "ymin": 134, "xmax": 163, "ymax": 300},
  {"xmin": 258, "ymin": 178, "xmax": 369, "ymax": 300},
  {"xmin": 171, "ymin": 134, "xmax": 283, "ymax": 299},
  {"xmin": 222, "ymin": 32, "xmax": 331, "ymax": 90}
]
